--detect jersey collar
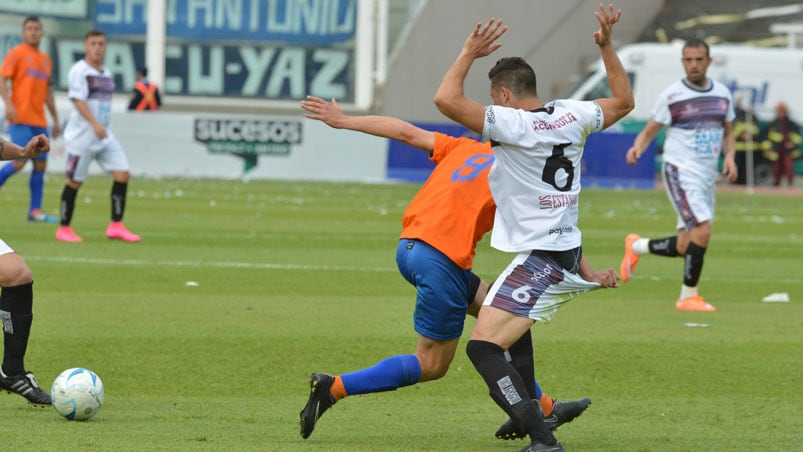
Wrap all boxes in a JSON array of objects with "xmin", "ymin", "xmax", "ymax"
[{"xmin": 681, "ymin": 78, "xmax": 713, "ymax": 92}]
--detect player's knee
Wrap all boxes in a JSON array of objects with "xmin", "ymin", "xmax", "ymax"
[
  {"xmin": 0, "ymin": 254, "xmax": 33, "ymax": 287},
  {"xmin": 691, "ymin": 224, "xmax": 712, "ymax": 247},
  {"xmin": 415, "ymin": 346, "xmax": 455, "ymax": 381},
  {"xmin": 113, "ymin": 171, "xmax": 131, "ymax": 183},
  {"xmin": 13, "ymin": 262, "xmax": 33, "ymax": 286},
  {"xmin": 419, "ymin": 360, "xmax": 450, "ymax": 381}
]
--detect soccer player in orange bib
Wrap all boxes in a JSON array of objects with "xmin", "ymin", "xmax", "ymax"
[{"xmin": 0, "ymin": 16, "xmax": 61, "ymax": 223}]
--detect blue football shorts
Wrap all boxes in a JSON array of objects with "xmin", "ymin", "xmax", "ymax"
[
  {"xmin": 396, "ymin": 239, "xmax": 473, "ymax": 341},
  {"xmin": 8, "ymin": 124, "xmax": 49, "ymax": 161}
]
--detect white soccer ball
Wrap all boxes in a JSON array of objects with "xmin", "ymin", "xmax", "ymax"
[{"xmin": 50, "ymin": 368, "xmax": 105, "ymax": 421}]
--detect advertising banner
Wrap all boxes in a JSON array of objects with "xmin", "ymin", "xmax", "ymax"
[
  {"xmin": 48, "ymin": 38, "xmax": 352, "ymax": 100},
  {"xmin": 94, "ymin": 0, "xmax": 356, "ymax": 44},
  {"xmin": 0, "ymin": 0, "xmax": 88, "ymax": 19}
]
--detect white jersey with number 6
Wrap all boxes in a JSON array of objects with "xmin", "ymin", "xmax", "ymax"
[{"xmin": 483, "ymin": 99, "xmax": 603, "ymax": 253}]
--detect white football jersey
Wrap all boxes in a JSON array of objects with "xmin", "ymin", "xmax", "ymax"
[
  {"xmin": 483, "ymin": 99, "xmax": 603, "ymax": 253},
  {"xmin": 64, "ymin": 59, "xmax": 115, "ymax": 145},
  {"xmin": 651, "ymin": 78, "xmax": 735, "ymax": 180}
]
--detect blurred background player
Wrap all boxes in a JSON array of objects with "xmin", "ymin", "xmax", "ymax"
[
  {"xmin": 127, "ymin": 67, "xmax": 162, "ymax": 112},
  {"xmin": 0, "ymin": 16, "xmax": 61, "ymax": 223},
  {"xmin": 0, "ymin": 133, "xmax": 52, "ymax": 406},
  {"xmin": 760, "ymin": 101, "xmax": 801, "ymax": 187},
  {"xmin": 298, "ymin": 96, "xmax": 591, "ymax": 441},
  {"xmin": 622, "ymin": 38, "xmax": 737, "ymax": 312},
  {"xmin": 56, "ymin": 29, "xmax": 140, "ymax": 243}
]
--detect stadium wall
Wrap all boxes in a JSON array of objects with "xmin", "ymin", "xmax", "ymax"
[
  {"xmin": 10, "ymin": 95, "xmax": 654, "ymax": 186},
  {"xmin": 39, "ymin": 96, "xmax": 388, "ymax": 182}
]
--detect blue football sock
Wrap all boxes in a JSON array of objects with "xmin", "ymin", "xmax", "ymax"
[
  {"xmin": 29, "ymin": 170, "xmax": 45, "ymax": 212},
  {"xmin": 534, "ymin": 379, "xmax": 543, "ymax": 400},
  {"xmin": 0, "ymin": 163, "xmax": 17, "ymax": 186},
  {"xmin": 340, "ymin": 354, "xmax": 421, "ymax": 396}
]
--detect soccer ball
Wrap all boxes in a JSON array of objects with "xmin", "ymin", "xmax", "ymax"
[{"xmin": 50, "ymin": 368, "xmax": 105, "ymax": 421}]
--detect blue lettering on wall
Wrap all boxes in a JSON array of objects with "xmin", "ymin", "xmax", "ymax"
[
  {"xmin": 95, "ymin": 0, "xmax": 356, "ymax": 45},
  {"xmin": 51, "ymin": 38, "xmax": 353, "ymax": 101},
  {"xmin": 723, "ymin": 79, "xmax": 768, "ymax": 108}
]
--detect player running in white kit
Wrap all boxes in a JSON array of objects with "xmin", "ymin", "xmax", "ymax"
[{"xmin": 622, "ymin": 38, "xmax": 737, "ymax": 312}]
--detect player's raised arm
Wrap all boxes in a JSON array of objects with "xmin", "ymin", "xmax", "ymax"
[
  {"xmin": 590, "ymin": 3, "xmax": 634, "ymax": 130},
  {"xmin": 434, "ymin": 19, "xmax": 507, "ymax": 134},
  {"xmin": 301, "ymin": 96, "xmax": 435, "ymax": 153}
]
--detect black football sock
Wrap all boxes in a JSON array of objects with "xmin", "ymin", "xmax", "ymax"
[
  {"xmin": 60, "ymin": 185, "xmax": 78, "ymax": 226},
  {"xmin": 683, "ymin": 241, "xmax": 707, "ymax": 287},
  {"xmin": 0, "ymin": 282, "xmax": 34, "ymax": 376},
  {"xmin": 506, "ymin": 329, "xmax": 537, "ymax": 399},
  {"xmin": 648, "ymin": 236, "xmax": 680, "ymax": 257},
  {"xmin": 467, "ymin": 339, "xmax": 556, "ymax": 445},
  {"xmin": 111, "ymin": 181, "xmax": 127, "ymax": 222}
]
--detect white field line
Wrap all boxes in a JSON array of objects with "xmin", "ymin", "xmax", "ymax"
[
  {"xmin": 609, "ymin": 275, "xmax": 802, "ymax": 285},
  {"xmin": 24, "ymin": 255, "xmax": 801, "ymax": 284},
  {"xmin": 26, "ymin": 255, "xmax": 396, "ymax": 272}
]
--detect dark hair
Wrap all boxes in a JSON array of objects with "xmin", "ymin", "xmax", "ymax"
[
  {"xmin": 85, "ymin": 29, "xmax": 106, "ymax": 40},
  {"xmin": 683, "ymin": 38, "xmax": 710, "ymax": 58},
  {"xmin": 488, "ymin": 57, "xmax": 538, "ymax": 98},
  {"xmin": 137, "ymin": 67, "xmax": 148, "ymax": 77},
  {"xmin": 23, "ymin": 16, "xmax": 40, "ymax": 27}
]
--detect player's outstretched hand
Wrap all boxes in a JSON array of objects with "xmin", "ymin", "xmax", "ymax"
[
  {"xmin": 301, "ymin": 96, "xmax": 346, "ymax": 128},
  {"xmin": 462, "ymin": 18, "xmax": 507, "ymax": 60},
  {"xmin": 590, "ymin": 268, "xmax": 620, "ymax": 289},
  {"xmin": 24, "ymin": 134, "xmax": 51, "ymax": 159},
  {"xmin": 721, "ymin": 155, "xmax": 738, "ymax": 182},
  {"xmin": 625, "ymin": 145, "xmax": 641, "ymax": 166},
  {"xmin": 593, "ymin": 3, "xmax": 622, "ymax": 47}
]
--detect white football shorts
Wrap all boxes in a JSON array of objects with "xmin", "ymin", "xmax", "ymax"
[
  {"xmin": 0, "ymin": 238, "xmax": 14, "ymax": 257},
  {"xmin": 484, "ymin": 250, "xmax": 600, "ymax": 323},
  {"xmin": 662, "ymin": 162, "xmax": 716, "ymax": 231},
  {"xmin": 65, "ymin": 132, "xmax": 130, "ymax": 182}
]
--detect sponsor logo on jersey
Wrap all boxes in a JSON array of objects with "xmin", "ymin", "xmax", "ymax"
[
  {"xmin": 539, "ymin": 194, "xmax": 578, "ymax": 209},
  {"xmin": 532, "ymin": 112, "xmax": 578, "ymax": 131}
]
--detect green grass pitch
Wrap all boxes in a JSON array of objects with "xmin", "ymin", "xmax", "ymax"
[{"xmin": 0, "ymin": 175, "xmax": 800, "ymax": 451}]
